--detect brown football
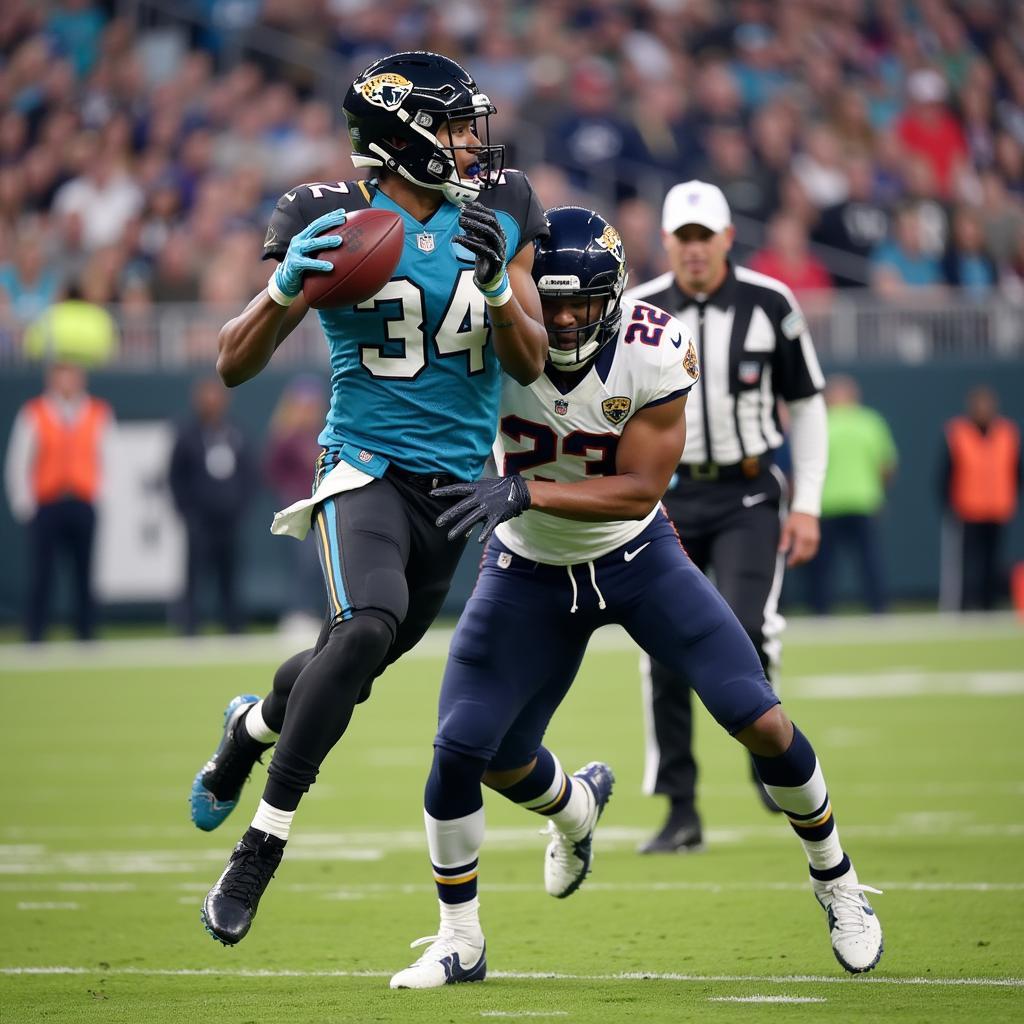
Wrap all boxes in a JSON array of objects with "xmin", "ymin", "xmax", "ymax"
[{"xmin": 302, "ymin": 208, "xmax": 404, "ymax": 309}]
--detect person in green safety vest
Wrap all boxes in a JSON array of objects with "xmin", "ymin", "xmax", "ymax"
[{"xmin": 807, "ymin": 375, "xmax": 898, "ymax": 614}]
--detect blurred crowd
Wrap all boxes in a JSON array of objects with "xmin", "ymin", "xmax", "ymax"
[{"xmin": 3, "ymin": 0, "xmax": 1024, "ymax": 358}]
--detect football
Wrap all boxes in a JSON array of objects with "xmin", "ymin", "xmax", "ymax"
[{"xmin": 302, "ymin": 208, "xmax": 404, "ymax": 309}]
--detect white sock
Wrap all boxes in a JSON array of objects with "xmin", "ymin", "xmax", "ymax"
[
  {"xmin": 243, "ymin": 700, "xmax": 278, "ymax": 744},
  {"xmin": 550, "ymin": 777, "xmax": 593, "ymax": 841},
  {"xmin": 765, "ymin": 760, "xmax": 846, "ymax": 874},
  {"xmin": 438, "ymin": 896, "xmax": 483, "ymax": 943},
  {"xmin": 250, "ymin": 799, "xmax": 293, "ymax": 841},
  {"xmin": 424, "ymin": 806, "xmax": 485, "ymax": 868}
]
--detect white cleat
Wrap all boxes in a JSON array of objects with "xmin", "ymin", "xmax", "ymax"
[
  {"xmin": 389, "ymin": 932, "xmax": 487, "ymax": 989},
  {"xmin": 812, "ymin": 875, "xmax": 884, "ymax": 974},
  {"xmin": 544, "ymin": 761, "xmax": 615, "ymax": 899}
]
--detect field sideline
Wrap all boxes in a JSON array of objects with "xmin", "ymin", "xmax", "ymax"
[{"xmin": 1, "ymin": 614, "xmax": 1022, "ymax": 1023}]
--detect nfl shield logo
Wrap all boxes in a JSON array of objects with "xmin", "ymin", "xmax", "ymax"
[
  {"xmin": 738, "ymin": 360, "xmax": 761, "ymax": 385},
  {"xmin": 554, "ymin": 399, "xmax": 569, "ymax": 416},
  {"xmin": 358, "ymin": 449, "xmax": 374, "ymax": 463},
  {"xmin": 497, "ymin": 552, "xmax": 512, "ymax": 569},
  {"xmin": 416, "ymin": 233, "xmax": 435, "ymax": 253}
]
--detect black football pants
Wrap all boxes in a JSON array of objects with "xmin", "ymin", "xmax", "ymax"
[{"xmin": 261, "ymin": 467, "xmax": 467, "ymax": 811}]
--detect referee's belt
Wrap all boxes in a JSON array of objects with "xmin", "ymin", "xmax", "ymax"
[{"xmin": 676, "ymin": 455, "xmax": 767, "ymax": 482}]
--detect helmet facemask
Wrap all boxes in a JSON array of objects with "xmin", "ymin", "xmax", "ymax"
[
  {"xmin": 345, "ymin": 55, "xmax": 505, "ymax": 206},
  {"xmin": 532, "ymin": 206, "xmax": 629, "ymax": 372},
  {"xmin": 539, "ymin": 278, "xmax": 624, "ymax": 371}
]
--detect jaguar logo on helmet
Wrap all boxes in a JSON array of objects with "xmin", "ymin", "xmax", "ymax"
[
  {"xmin": 594, "ymin": 225, "xmax": 625, "ymax": 264},
  {"xmin": 357, "ymin": 72, "xmax": 414, "ymax": 111}
]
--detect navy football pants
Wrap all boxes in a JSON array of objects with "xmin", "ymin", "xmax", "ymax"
[{"xmin": 435, "ymin": 510, "xmax": 779, "ymax": 770}]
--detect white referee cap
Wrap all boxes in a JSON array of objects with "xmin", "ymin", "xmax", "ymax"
[{"xmin": 662, "ymin": 180, "xmax": 732, "ymax": 234}]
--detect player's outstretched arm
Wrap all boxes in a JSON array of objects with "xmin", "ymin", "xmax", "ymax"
[
  {"xmin": 455, "ymin": 202, "xmax": 547, "ymax": 385},
  {"xmin": 217, "ymin": 209, "xmax": 348, "ymax": 387},
  {"xmin": 527, "ymin": 396, "xmax": 688, "ymax": 522},
  {"xmin": 432, "ymin": 397, "xmax": 688, "ymax": 541}
]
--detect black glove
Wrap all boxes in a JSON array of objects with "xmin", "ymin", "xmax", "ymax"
[
  {"xmin": 454, "ymin": 201, "xmax": 508, "ymax": 292},
  {"xmin": 432, "ymin": 475, "xmax": 532, "ymax": 543}
]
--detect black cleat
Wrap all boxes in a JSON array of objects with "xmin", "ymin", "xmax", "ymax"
[
  {"xmin": 638, "ymin": 805, "xmax": 704, "ymax": 854},
  {"xmin": 201, "ymin": 827, "xmax": 285, "ymax": 945}
]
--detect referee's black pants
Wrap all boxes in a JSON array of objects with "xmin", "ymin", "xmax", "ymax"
[{"xmin": 644, "ymin": 467, "xmax": 785, "ymax": 808}]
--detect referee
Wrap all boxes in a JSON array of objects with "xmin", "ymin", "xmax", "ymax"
[{"xmin": 628, "ymin": 181, "xmax": 828, "ymax": 853}]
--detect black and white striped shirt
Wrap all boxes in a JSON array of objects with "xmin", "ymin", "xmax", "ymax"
[{"xmin": 627, "ymin": 264, "xmax": 825, "ymax": 465}]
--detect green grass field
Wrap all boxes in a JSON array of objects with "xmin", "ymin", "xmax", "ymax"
[{"xmin": 1, "ymin": 615, "xmax": 1022, "ymax": 1023}]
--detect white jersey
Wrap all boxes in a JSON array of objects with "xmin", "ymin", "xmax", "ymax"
[{"xmin": 494, "ymin": 298, "xmax": 699, "ymax": 565}]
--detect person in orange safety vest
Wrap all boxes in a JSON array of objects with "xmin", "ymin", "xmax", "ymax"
[
  {"xmin": 939, "ymin": 386, "xmax": 1021, "ymax": 611},
  {"xmin": 3, "ymin": 362, "xmax": 114, "ymax": 641}
]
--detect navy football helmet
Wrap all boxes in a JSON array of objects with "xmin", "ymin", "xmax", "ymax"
[
  {"xmin": 343, "ymin": 51, "xmax": 504, "ymax": 206},
  {"xmin": 533, "ymin": 206, "xmax": 628, "ymax": 370}
]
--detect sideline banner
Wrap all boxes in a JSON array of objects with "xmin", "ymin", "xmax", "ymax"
[{"xmin": 95, "ymin": 421, "xmax": 184, "ymax": 602}]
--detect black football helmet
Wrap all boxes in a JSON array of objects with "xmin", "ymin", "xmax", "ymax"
[
  {"xmin": 533, "ymin": 206, "xmax": 628, "ymax": 370},
  {"xmin": 343, "ymin": 51, "xmax": 504, "ymax": 206}
]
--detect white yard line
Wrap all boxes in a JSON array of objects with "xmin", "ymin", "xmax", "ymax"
[
  {"xmin": 480, "ymin": 1014, "xmax": 569, "ymax": 1019},
  {"xmin": 0, "ymin": 613, "xmax": 1020, "ymax": 673},
  {"xmin": 790, "ymin": 672, "xmax": 1024, "ymax": 698},
  {"xmin": 1, "ymin": 965, "xmax": 1021, "ymax": 987},
  {"xmin": 0, "ymin": 821, "xmax": 1022, "ymax": 876},
  {"xmin": 14, "ymin": 902, "xmax": 79, "ymax": 910},
  {"xmin": 709, "ymin": 996, "xmax": 827, "ymax": 1003}
]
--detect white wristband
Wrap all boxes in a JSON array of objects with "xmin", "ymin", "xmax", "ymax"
[
  {"xmin": 267, "ymin": 272, "xmax": 296, "ymax": 307},
  {"xmin": 483, "ymin": 279, "xmax": 513, "ymax": 307}
]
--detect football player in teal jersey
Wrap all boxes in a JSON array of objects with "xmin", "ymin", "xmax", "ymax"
[{"xmin": 189, "ymin": 52, "xmax": 549, "ymax": 948}]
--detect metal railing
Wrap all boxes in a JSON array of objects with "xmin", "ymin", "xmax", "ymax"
[{"xmin": 1, "ymin": 292, "xmax": 1021, "ymax": 371}]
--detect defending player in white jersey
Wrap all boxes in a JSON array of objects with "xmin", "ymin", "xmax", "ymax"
[{"xmin": 390, "ymin": 207, "xmax": 883, "ymax": 990}]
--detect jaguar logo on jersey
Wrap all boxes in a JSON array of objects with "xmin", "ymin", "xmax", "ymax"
[
  {"xmin": 594, "ymin": 225, "xmax": 625, "ymax": 264},
  {"xmin": 357, "ymin": 72, "xmax": 414, "ymax": 111},
  {"xmin": 554, "ymin": 399, "xmax": 569, "ymax": 416},
  {"xmin": 684, "ymin": 340, "xmax": 700, "ymax": 380},
  {"xmin": 602, "ymin": 396, "xmax": 632, "ymax": 425}
]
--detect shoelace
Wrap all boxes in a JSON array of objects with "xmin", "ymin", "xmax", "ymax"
[
  {"xmin": 221, "ymin": 847, "xmax": 278, "ymax": 904},
  {"xmin": 406, "ymin": 933, "xmax": 470, "ymax": 966},
  {"xmin": 207, "ymin": 725, "xmax": 266, "ymax": 796},
  {"xmin": 825, "ymin": 883, "xmax": 883, "ymax": 935}
]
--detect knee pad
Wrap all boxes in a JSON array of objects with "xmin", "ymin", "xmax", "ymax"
[
  {"xmin": 320, "ymin": 613, "xmax": 394, "ymax": 701},
  {"xmin": 328, "ymin": 611, "xmax": 393, "ymax": 662}
]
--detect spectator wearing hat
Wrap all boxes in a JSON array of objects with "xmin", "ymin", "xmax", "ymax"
[{"xmin": 895, "ymin": 68, "xmax": 967, "ymax": 199}]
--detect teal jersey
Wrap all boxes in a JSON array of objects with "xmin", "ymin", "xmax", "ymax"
[{"xmin": 263, "ymin": 174, "xmax": 547, "ymax": 479}]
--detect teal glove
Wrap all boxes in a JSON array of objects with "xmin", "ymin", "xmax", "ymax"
[{"xmin": 268, "ymin": 209, "xmax": 348, "ymax": 305}]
